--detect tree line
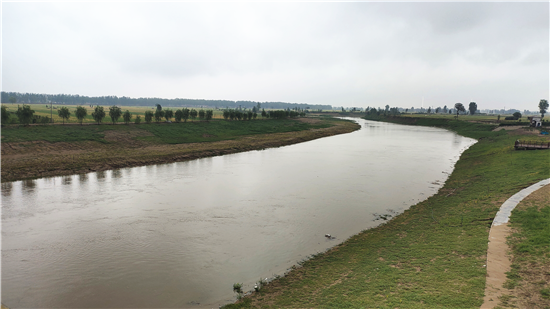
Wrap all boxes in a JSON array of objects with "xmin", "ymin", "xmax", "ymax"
[
  {"xmin": 1, "ymin": 91, "xmax": 332, "ymax": 111},
  {"xmin": 1, "ymin": 104, "xmax": 306, "ymax": 126},
  {"xmin": 362, "ymin": 99, "xmax": 548, "ymax": 120}
]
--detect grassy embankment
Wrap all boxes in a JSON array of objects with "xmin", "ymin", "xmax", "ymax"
[
  {"xmin": 500, "ymin": 185, "xmax": 550, "ymax": 308},
  {"xmin": 1, "ymin": 116, "xmax": 359, "ymax": 182},
  {"xmin": 224, "ymin": 115, "xmax": 549, "ymax": 308}
]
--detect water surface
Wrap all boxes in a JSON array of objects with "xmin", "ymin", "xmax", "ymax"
[{"xmin": 2, "ymin": 119, "xmax": 476, "ymax": 308}]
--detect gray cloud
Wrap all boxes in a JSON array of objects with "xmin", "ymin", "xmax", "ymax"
[{"xmin": 2, "ymin": 2, "xmax": 548, "ymax": 110}]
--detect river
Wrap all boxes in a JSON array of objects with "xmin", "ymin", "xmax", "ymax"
[{"xmin": 1, "ymin": 118, "xmax": 476, "ymax": 308}]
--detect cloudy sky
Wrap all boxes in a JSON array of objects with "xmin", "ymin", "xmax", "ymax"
[{"xmin": 2, "ymin": 2, "xmax": 548, "ymax": 110}]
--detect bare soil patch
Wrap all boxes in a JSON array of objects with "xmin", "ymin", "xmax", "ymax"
[
  {"xmin": 492, "ymin": 126, "xmax": 550, "ymax": 139},
  {"xmin": 492, "ymin": 126, "xmax": 524, "ymax": 131}
]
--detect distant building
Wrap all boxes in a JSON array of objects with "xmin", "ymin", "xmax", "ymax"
[{"xmin": 528, "ymin": 116, "xmax": 542, "ymax": 127}]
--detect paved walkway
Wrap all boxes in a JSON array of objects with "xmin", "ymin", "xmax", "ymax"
[{"xmin": 481, "ymin": 178, "xmax": 550, "ymax": 309}]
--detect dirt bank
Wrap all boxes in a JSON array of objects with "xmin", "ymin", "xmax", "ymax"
[{"xmin": 1, "ymin": 118, "xmax": 359, "ymax": 182}]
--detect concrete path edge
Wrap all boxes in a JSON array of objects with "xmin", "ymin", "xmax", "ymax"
[
  {"xmin": 481, "ymin": 178, "xmax": 550, "ymax": 309},
  {"xmin": 492, "ymin": 178, "xmax": 550, "ymax": 227}
]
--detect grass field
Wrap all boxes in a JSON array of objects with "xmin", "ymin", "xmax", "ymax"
[
  {"xmin": 1, "ymin": 104, "xmax": 235, "ymax": 124},
  {"xmin": 223, "ymin": 115, "xmax": 549, "ymax": 308}
]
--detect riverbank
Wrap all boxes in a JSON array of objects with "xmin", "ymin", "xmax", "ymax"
[
  {"xmin": 1, "ymin": 117, "xmax": 360, "ymax": 182},
  {"xmin": 224, "ymin": 116, "xmax": 549, "ymax": 308}
]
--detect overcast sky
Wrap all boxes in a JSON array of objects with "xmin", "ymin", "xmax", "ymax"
[{"xmin": 2, "ymin": 2, "xmax": 548, "ymax": 110}]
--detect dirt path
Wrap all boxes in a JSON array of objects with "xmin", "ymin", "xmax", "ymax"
[
  {"xmin": 1, "ymin": 119, "xmax": 359, "ymax": 182},
  {"xmin": 481, "ymin": 179, "xmax": 550, "ymax": 308}
]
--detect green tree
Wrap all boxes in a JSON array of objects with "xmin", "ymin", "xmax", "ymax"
[
  {"xmin": 390, "ymin": 107, "xmax": 400, "ymax": 116},
  {"xmin": 164, "ymin": 109, "xmax": 173, "ymax": 122},
  {"xmin": 190, "ymin": 109, "xmax": 198, "ymax": 121},
  {"xmin": 57, "ymin": 106, "xmax": 71, "ymax": 124},
  {"xmin": 144, "ymin": 110, "xmax": 154, "ymax": 124},
  {"xmin": 109, "ymin": 105, "xmax": 122, "ymax": 124},
  {"xmin": 155, "ymin": 103, "xmax": 162, "ymax": 111},
  {"xmin": 182, "ymin": 108, "xmax": 190, "ymax": 122},
  {"xmin": 9, "ymin": 97, "xmax": 16, "ymax": 104},
  {"xmin": 134, "ymin": 115, "xmax": 142, "ymax": 124},
  {"xmin": 468, "ymin": 102, "xmax": 477, "ymax": 115},
  {"xmin": 198, "ymin": 109, "xmax": 205, "ymax": 120},
  {"xmin": 16, "ymin": 105, "xmax": 35, "ymax": 126},
  {"xmin": 454, "ymin": 103, "xmax": 465, "ymax": 118},
  {"xmin": 154, "ymin": 109, "xmax": 164, "ymax": 123},
  {"xmin": 123, "ymin": 110, "xmax": 132, "ymax": 124},
  {"xmin": 512, "ymin": 112, "xmax": 522, "ymax": 119},
  {"xmin": 39, "ymin": 116, "xmax": 50, "ymax": 125},
  {"xmin": 539, "ymin": 99, "xmax": 549, "ymax": 119},
  {"xmin": 205, "ymin": 110, "xmax": 213, "ymax": 121},
  {"xmin": 75, "ymin": 106, "xmax": 87, "ymax": 125},
  {"xmin": 92, "ymin": 106, "xmax": 106, "ymax": 125},
  {"xmin": 1, "ymin": 105, "xmax": 10, "ymax": 126},
  {"xmin": 174, "ymin": 109, "xmax": 183, "ymax": 122}
]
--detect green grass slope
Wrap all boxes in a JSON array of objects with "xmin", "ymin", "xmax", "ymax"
[
  {"xmin": 224, "ymin": 116, "xmax": 549, "ymax": 308},
  {"xmin": 1, "ymin": 118, "xmax": 331, "ymax": 144}
]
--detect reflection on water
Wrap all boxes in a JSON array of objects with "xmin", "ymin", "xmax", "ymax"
[
  {"xmin": 1, "ymin": 182, "xmax": 12, "ymax": 197},
  {"xmin": 62, "ymin": 175, "xmax": 72, "ymax": 186},
  {"xmin": 22, "ymin": 179, "xmax": 36, "ymax": 190},
  {"xmin": 1, "ymin": 119, "xmax": 476, "ymax": 308},
  {"xmin": 79, "ymin": 173, "xmax": 88, "ymax": 183},
  {"xmin": 112, "ymin": 168, "xmax": 122, "ymax": 179},
  {"xmin": 96, "ymin": 170, "xmax": 106, "ymax": 180}
]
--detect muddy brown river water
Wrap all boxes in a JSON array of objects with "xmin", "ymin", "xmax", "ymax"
[{"xmin": 1, "ymin": 119, "xmax": 476, "ymax": 308}]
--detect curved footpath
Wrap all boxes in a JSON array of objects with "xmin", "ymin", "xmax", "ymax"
[{"xmin": 481, "ymin": 178, "xmax": 550, "ymax": 308}]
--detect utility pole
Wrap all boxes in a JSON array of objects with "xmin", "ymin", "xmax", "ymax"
[{"xmin": 47, "ymin": 95, "xmax": 53, "ymax": 123}]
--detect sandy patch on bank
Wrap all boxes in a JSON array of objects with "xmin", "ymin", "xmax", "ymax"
[
  {"xmin": 481, "ymin": 224, "xmax": 512, "ymax": 308},
  {"xmin": 492, "ymin": 125, "xmax": 524, "ymax": 131}
]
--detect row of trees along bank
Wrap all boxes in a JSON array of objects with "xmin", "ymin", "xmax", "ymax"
[
  {"xmin": 0, "ymin": 104, "xmax": 307, "ymax": 126},
  {"xmin": 362, "ymin": 99, "xmax": 548, "ymax": 119}
]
